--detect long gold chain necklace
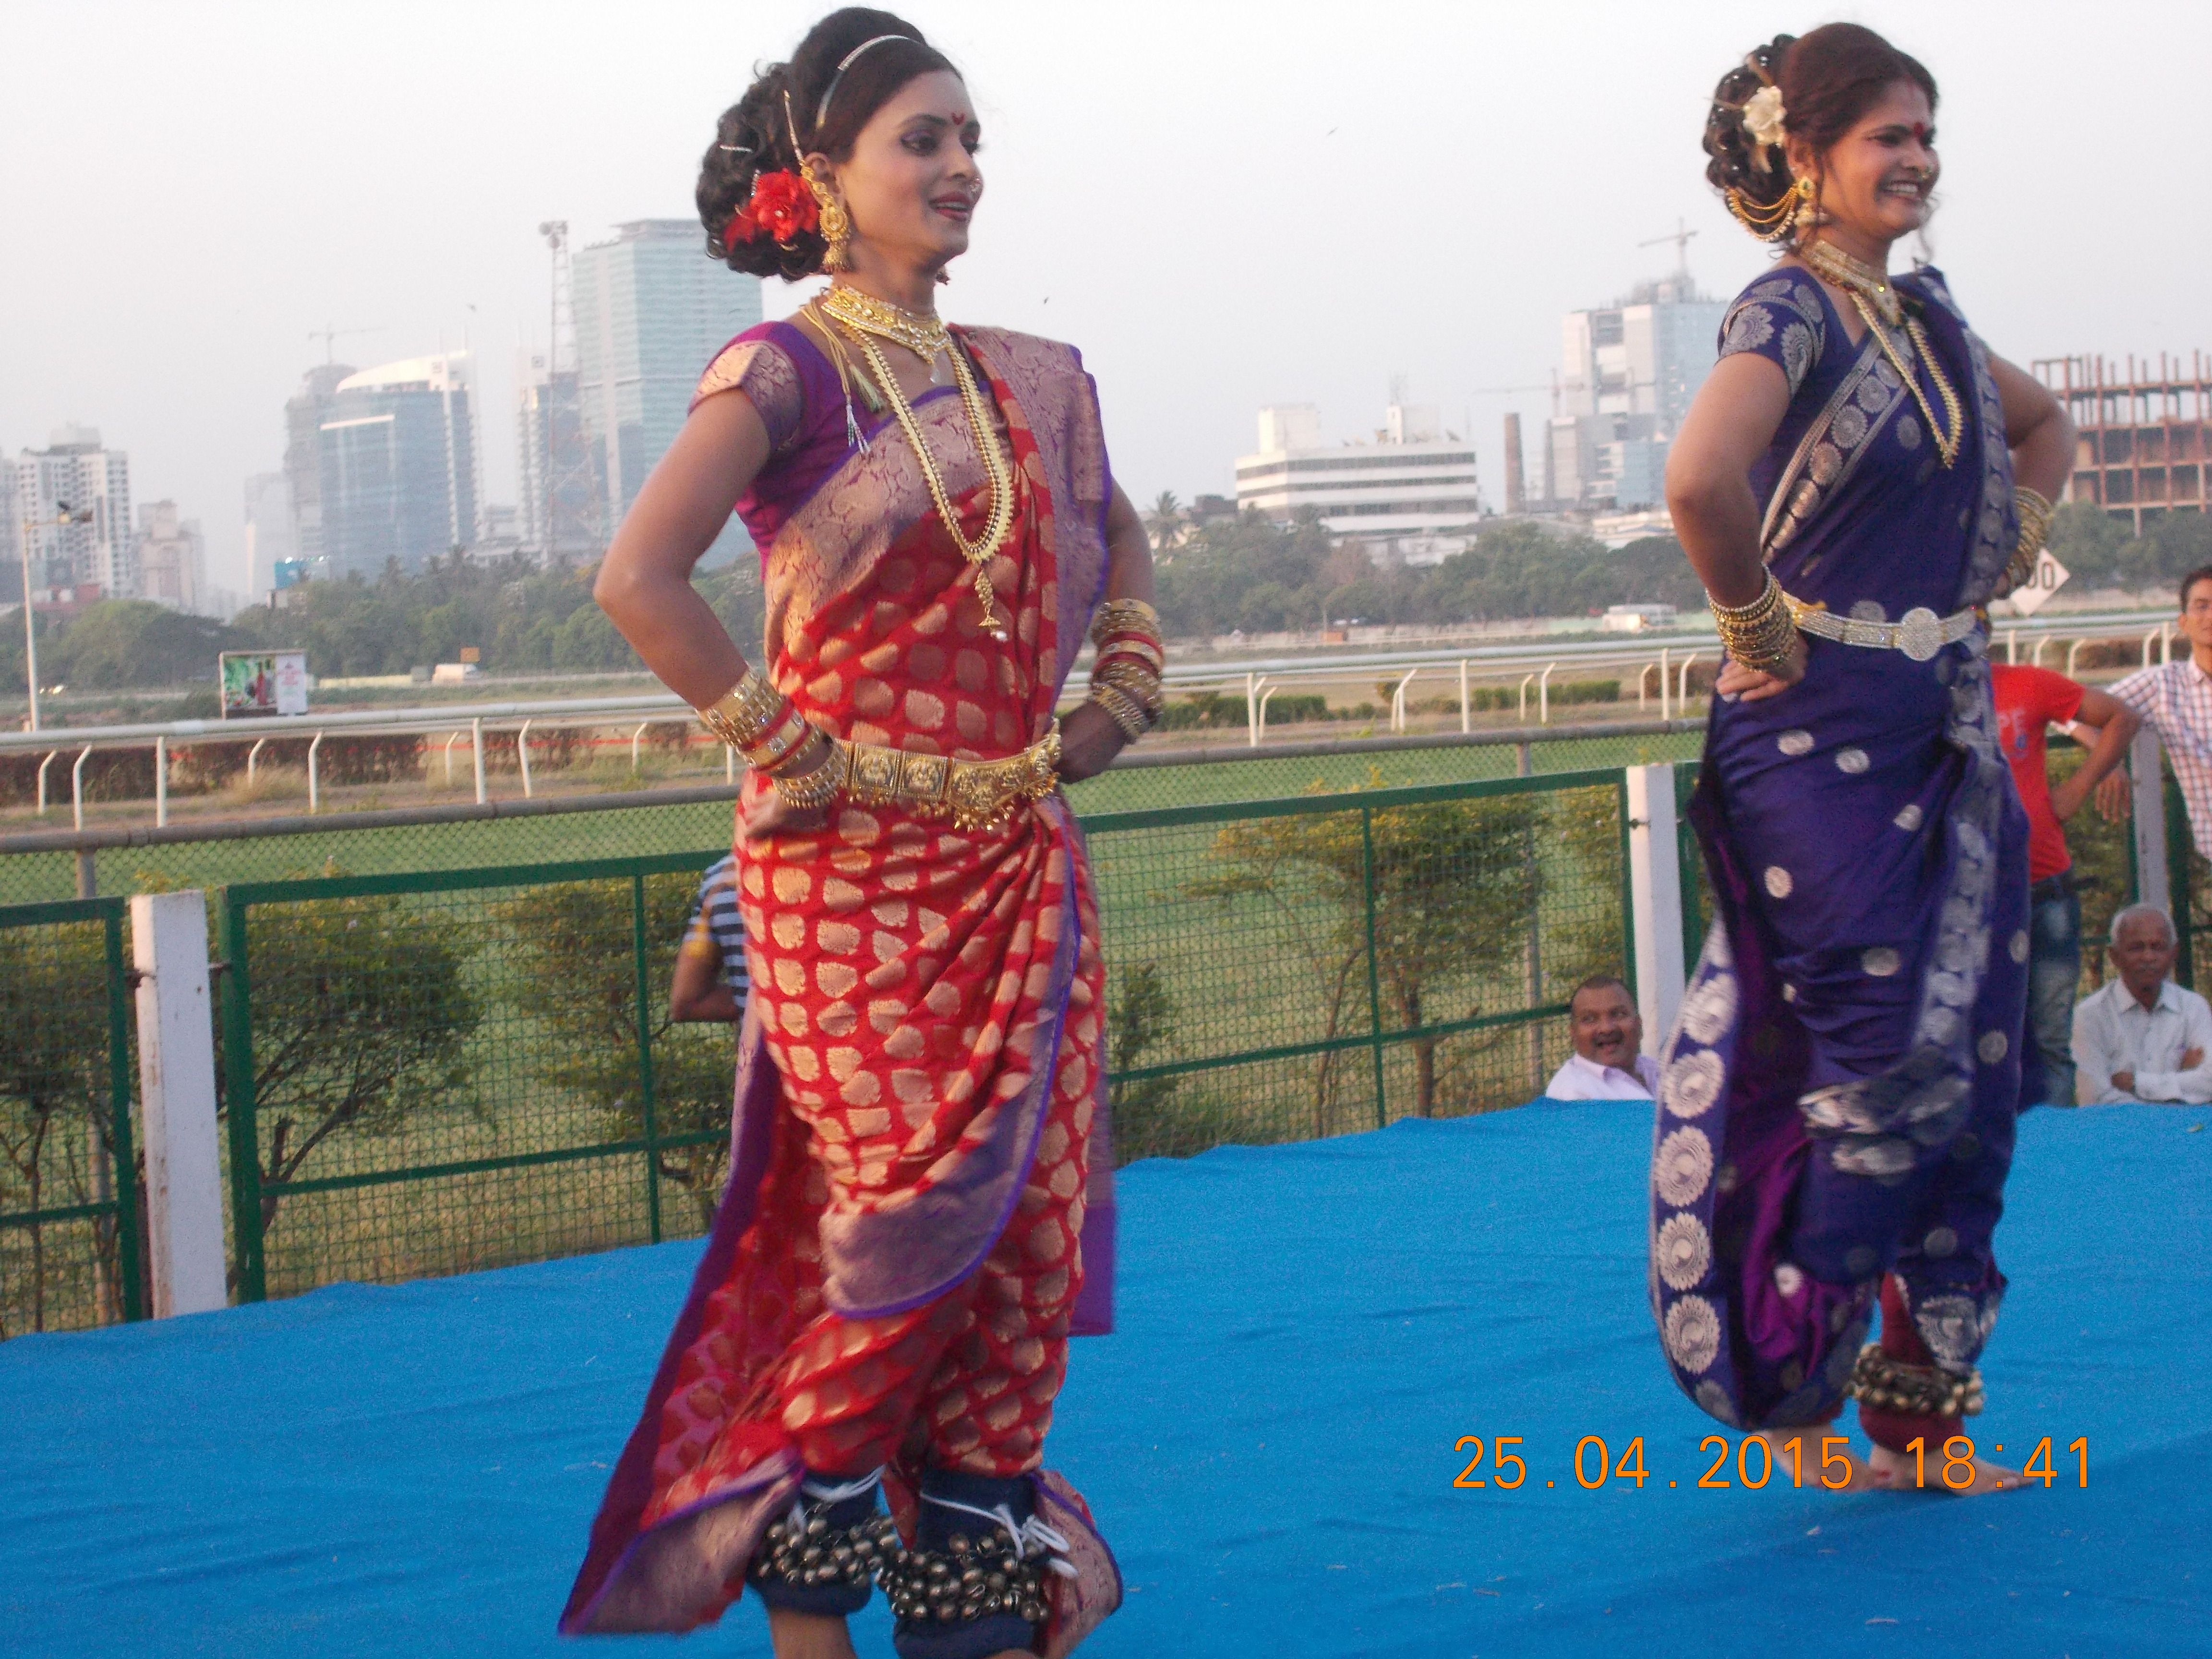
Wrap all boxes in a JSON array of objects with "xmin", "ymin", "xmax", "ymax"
[
  {"xmin": 1800, "ymin": 238, "xmax": 1963, "ymax": 468},
  {"xmin": 815, "ymin": 285, "xmax": 1016, "ymax": 637}
]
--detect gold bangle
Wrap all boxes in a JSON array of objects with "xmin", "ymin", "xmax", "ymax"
[
  {"xmin": 1088, "ymin": 683, "xmax": 1151, "ymax": 742},
  {"xmin": 1094, "ymin": 658, "xmax": 1165, "ymax": 718},
  {"xmin": 742, "ymin": 707, "xmax": 813, "ymax": 772},
  {"xmin": 1707, "ymin": 571, "xmax": 1797, "ymax": 674},
  {"xmin": 1097, "ymin": 646, "xmax": 1168, "ymax": 677},
  {"xmin": 760, "ymin": 723, "xmax": 832, "ymax": 779},
  {"xmin": 1090, "ymin": 599, "xmax": 1161, "ymax": 650},
  {"xmin": 2015, "ymin": 486, "xmax": 2055, "ymax": 555},
  {"xmin": 698, "ymin": 668, "xmax": 791, "ymax": 749},
  {"xmin": 771, "ymin": 743, "xmax": 844, "ymax": 811}
]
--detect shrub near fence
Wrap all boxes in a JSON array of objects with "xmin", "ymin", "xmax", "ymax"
[{"xmin": 0, "ymin": 897, "xmax": 142, "ymax": 1337}]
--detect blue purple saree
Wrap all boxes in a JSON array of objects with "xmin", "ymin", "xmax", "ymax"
[{"xmin": 1649, "ymin": 264, "xmax": 2030, "ymax": 1432}]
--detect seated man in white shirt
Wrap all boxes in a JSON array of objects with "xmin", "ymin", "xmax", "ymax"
[
  {"xmin": 2070, "ymin": 903, "xmax": 2212, "ymax": 1106},
  {"xmin": 1544, "ymin": 974, "xmax": 1660, "ymax": 1100}
]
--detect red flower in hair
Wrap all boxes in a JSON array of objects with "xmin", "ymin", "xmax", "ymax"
[{"xmin": 725, "ymin": 169, "xmax": 819, "ymax": 249}]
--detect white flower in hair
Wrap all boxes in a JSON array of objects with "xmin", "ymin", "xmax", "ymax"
[{"xmin": 1743, "ymin": 85, "xmax": 1788, "ymax": 149}]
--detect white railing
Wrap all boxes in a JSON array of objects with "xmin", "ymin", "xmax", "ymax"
[{"xmin": 2, "ymin": 606, "xmax": 2182, "ymax": 821}]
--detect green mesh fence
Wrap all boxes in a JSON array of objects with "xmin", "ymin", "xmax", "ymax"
[
  {"xmin": 213, "ymin": 855, "xmax": 733, "ymax": 1301},
  {"xmin": 1088, "ymin": 771, "xmax": 1634, "ymax": 1159},
  {"xmin": 0, "ymin": 897, "xmax": 143, "ymax": 1335},
  {"xmin": 202, "ymin": 769, "xmax": 1632, "ymax": 1303}
]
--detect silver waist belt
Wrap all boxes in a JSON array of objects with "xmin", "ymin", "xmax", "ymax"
[{"xmin": 1784, "ymin": 599, "xmax": 1983, "ymax": 663}]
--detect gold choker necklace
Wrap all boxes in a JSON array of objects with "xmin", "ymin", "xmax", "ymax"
[
  {"xmin": 1800, "ymin": 239, "xmax": 1901, "ymax": 326},
  {"xmin": 819, "ymin": 285, "xmax": 949, "ymax": 362},
  {"xmin": 1799, "ymin": 239, "xmax": 1963, "ymax": 469}
]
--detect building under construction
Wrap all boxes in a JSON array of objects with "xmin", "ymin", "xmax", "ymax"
[{"xmin": 2032, "ymin": 352, "xmax": 2211, "ymax": 534}]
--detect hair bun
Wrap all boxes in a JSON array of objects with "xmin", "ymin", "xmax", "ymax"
[{"xmin": 695, "ymin": 9, "xmax": 954, "ymax": 282}]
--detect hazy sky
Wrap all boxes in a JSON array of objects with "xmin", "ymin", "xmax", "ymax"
[{"xmin": 4, "ymin": 0, "xmax": 2206, "ymax": 596}]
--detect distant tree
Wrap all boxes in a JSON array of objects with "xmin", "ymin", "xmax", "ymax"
[
  {"xmin": 1144, "ymin": 491, "xmax": 1185, "ymax": 553},
  {"xmin": 2046, "ymin": 501, "xmax": 2131, "ymax": 589},
  {"xmin": 0, "ymin": 918, "xmax": 122, "ymax": 1333},
  {"xmin": 497, "ymin": 871, "xmax": 733, "ymax": 1230},
  {"xmin": 230, "ymin": 878, "xmax": 481, "ymax": 1243},
  {"xmin": 48, "ymin": 601, "xmax": 244, "ymax": 689},
  {"xmin": 1188, "ymin": 773, "xmax": 1564, "ymax": 1123},
  {"xmin": 1105, "ymin": 962, "xmax": 1183, "ymax": 1159}
]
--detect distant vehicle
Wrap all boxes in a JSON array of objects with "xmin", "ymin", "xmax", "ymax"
[{"xmin": 1599, "ymin": 604, "xmax": 1679, "ymax": 633}]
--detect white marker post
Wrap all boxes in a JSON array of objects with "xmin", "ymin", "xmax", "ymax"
[
  {"xmin": 131, "ymin": 890, "xmax": 228, "ymax": 1318},
  {"xmin": 2130, "ymin": 727, "xmax": 2170, "ymax": 916},
  {"xmin": 1626, "ymin": 763, "xmax": 1688, "ymax": 1057}
]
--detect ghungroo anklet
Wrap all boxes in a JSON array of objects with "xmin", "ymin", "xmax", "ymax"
[
  {"xmin": 1845, "ymin": 1345, "xmax": 1985, "ymax": 1419},
  {"xmin": 882, "ymin": 1525, "xmax": 1054, "ymax": 1629},
  {"xmin": 747, "ymin": 1471, "xmax": 905, "ymax": 1613}
]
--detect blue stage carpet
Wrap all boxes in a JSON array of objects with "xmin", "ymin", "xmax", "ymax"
[{"xmin": 3, "ymin": 1100, "xmax": 2206, "ymax": 1658}]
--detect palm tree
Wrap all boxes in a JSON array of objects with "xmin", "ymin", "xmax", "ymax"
[{"xmin": 1144, "ymin": 491, "xmax": 1185, "ymax": 554}]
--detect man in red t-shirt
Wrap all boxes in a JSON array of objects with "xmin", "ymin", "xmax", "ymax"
[{"xmin": 1991, "ymin": 664, "xmax": 2139, "ymax": 1106}]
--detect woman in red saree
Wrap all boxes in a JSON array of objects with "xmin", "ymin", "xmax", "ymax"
[{"xmin": 562, "ymin": 13, "xmax": 1159, "ymax": 1659}]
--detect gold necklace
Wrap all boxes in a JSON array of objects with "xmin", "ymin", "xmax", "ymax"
[
  {"xmin": 818, "ymin": 284, "xmax": 949, "ymax": 363},
  {"xmin": 812, "ymin": 294, "xmax": 1017, "ymax": 637},
  {"xmin": 1800, "ymin": 238, "xmax": 1901, "ymax": 325},
  {"xmin": 1800, "ymin": 240, "xmax": 1964, "ymax": 469}
]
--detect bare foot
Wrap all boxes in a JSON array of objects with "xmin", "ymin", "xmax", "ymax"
[
  {"xmin": 1740, "ymin": 1429, "xmax": 1881, "ymax": 1492},
  {"xmin": 1866, "ymin": 1442, "xmax": 2027, "ymax": 1495},
  {"xmin": 766, "ymin": 1606, "xmax": 858, "ymax": 1659}
]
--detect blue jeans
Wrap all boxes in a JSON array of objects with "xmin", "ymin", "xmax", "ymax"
[{"xmin": 2026, "ymin": 875, "xmax": 2082, "ymax": 1107}]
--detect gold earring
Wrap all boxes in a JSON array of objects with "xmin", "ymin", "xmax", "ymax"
[
  {"xmin": 1791, "ymin": 176, "xmax": 1820, "ymax": 232},
  {"xmin": 805, "ymin": 169, "xmax": 852, "ymax": 273}
]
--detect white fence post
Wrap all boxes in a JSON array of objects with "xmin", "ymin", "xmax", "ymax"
[
  {"xmin": 130, "ymin": 890, "xmax": 228, "ymax": 1318},
  {"xmin": 2130, "ymin": 727, "xmax": 2170, "ymax": 915},
  {"xmin": 1627, "ymin": 763, "xmax": 1687, "ymax": 1058},
  {"xmin": 471, "ymin": 716, "xmax": 487, "ymax": 803}
]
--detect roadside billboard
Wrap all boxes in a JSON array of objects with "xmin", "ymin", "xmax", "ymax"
[{"xmin": 219, "ymin": 650, "xmax": 309, "ymax": 718}]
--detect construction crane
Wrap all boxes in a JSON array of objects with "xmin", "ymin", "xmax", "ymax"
[
  {"xmin": 1637, "ymin": 219, "xmax": 1699, "ymax": 282},
  {"xmin": 307, "ymin": 323, "xmax": 380, "ymax": 364}
]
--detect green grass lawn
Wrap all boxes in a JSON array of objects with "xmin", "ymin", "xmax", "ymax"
[{"xmin": 0, "ymin": 729, "xmax": 1702, "ymax": 904}]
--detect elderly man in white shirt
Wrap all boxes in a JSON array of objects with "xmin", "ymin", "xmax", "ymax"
[
  {"xmin": 1545, "ymin": 974, "xmax": 1660, "ymax": 1100},
  {"xmin": 2071, "ymin": 902, "xmax": 2212, "ymax": 1106}
]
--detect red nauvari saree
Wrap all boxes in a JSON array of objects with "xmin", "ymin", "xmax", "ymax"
[{"xmin": 561, "ymin": 321, "xmax": 1121, "ymax": 1654}]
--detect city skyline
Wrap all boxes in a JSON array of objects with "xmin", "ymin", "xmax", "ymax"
[{"xmin": 3, "ymin": 0, "xmax": 2207, "ymax": 600}]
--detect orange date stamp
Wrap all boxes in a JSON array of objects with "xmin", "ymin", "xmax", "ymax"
[{"xmin": 1451, "ymin": 1433, "xmax": 2089, "ymax": 1491}]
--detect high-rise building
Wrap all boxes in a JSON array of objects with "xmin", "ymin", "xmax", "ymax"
[
  {"xmin": 243, "ymin": 471, "xmax": 295, "ymax": 598},
  {"xmin": 0, "ymin": 460, "xmax": 19, "ymax": 605},
  {"xmin": 1544, "ymin": 276, "xmax": 1724, "ymax": 512},
  {"xmin": 574, "ymin": 220, "xmax": 762, "ymax": 532},
  {"xmin": 317, "ymin": 352, "xmax": 480, "ymax": 577},
  {"xmin": 284, "ymin": 363, "xmax": 354, "ymax": 571},
  {"xmin": 12, "ymin": 425, "xmax": 132, "ymax": 602},
  {"xmin": 134, "ymin": 500, "xmax": 205, "ymax": 613},
  {"xmin": 1234, "ymin": 400, "xmax": 1485, "ymax": 565},
  {"xmin": 517, "ymin": 350, "xmax": 604, "ymax": 560}
]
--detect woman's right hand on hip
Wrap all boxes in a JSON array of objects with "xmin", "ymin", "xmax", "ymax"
[{"xmin": 1715, "ymin": 634, "xmax": 1808, "ymax": 703}]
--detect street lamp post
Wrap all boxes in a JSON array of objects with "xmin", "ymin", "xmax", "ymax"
[{"xmin": 19, "ymin": 501, "xmax": 94, "ymax": 733}]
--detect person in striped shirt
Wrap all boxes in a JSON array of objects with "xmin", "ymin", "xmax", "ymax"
[
  {"xmin": 670, "ymin": 852, "xmax": 749, "ymax": 1023},
  {"xmin": 2108, "ymin": 565, "xmax": 2212, "ymax": 860}
]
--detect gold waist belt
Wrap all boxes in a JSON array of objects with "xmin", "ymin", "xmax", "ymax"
[
  {"xmin": 826, "ymin": 723, "xmax": 1062, "ymax": 833},
  {"xmin": 1785, "ymin": 598, "xmax": 1984, "ymax": 663}
]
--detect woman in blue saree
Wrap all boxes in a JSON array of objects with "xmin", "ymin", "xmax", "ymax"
[{"xmin": 1652, "ymin": 24, "xmax": 2075, "ymax": 1492}]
